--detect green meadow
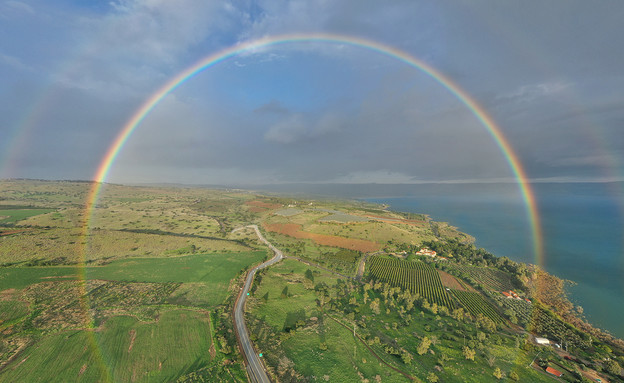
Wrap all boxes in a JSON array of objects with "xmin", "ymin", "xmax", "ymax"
[
  {"xmin": 248, "ymin": 259, "xmax": 410, "ymax": 382},
  {"xmin": 0, "ymin": 310, "xmax": 213, "ymax": 383},
  {"xmin": 0, "ymin": 251, "xmax": 266, "ymax": 293},
  {"xmin": 0, "ymin": 208, "xmax": 55, "ymax": 224}
]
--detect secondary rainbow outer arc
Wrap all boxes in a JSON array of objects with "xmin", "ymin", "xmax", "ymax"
[{"xmin": 85, "ymin": 33, "xmax": 544, "ymax": 267}]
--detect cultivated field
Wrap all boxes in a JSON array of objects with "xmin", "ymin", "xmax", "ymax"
[
  {"xmin": 2, "ymin": 180, "xmax": 619, "ymax": 383},
  {"xmin": 367, "ymin": 256, "xmax": 455, "ymax": 309},
  {"xmin": 0, "ymin": 310, "xmax": 214, "ymax": 383},
  {"xmin": 263, "ymin": 222, "xmax": 380, "ymax": 252}
]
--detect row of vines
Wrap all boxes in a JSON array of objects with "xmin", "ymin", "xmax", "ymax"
[
  {"xmin": 451, "ymin": 290, "xmax": 505, "ymax": 324},
  {"xmin": 367, "ymin": 257, "xmax": 455, "ymax": 309},
  {"xmin": 449, "ymin": 264, "xmax": 516, "ymax": 291}
]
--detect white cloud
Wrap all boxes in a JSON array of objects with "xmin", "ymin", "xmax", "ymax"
[
  {"xmin": 4, "ymin": 0, "xmax": 34, "ymax": 14},
  {"xmin": 0, "ymin": 53, "xmax": 33, "ymax": 71},
  {"xmin": 497, "ymin": 81, "xmax": 572, "ymax": 103}
]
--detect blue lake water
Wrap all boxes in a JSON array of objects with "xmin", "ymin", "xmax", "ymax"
[{"xmin": 362, "ymin": 182, "xmax": 624, "ymax": 339}]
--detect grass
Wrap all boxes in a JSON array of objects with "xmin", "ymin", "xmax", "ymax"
[
  {"xmin": 249, "ymin": 259, "xmax": 336, "ymax": 330},
  {"xmin": 0, "ymin": 208, "xmax": 55, "ymax": 224},
  {"xmin": 308, "ymin": 220, "xmax": 436, "ymax": 247},
  {"xmin": 0, "ymin": 227, "xmax": 251, "ymax": 264},
  {"xmin": 0, "ymin": 300, "xmax": 29, "ymax": 325},
  {"xmin": 248, "ymin": 259, "xmax": 410, "ymax": 382},
  {"xmin": 281, "ymin": 319, "xmax": 409, "ymax": 382},
  {"xmin": 249, "ymin": 256, "xmax": 556, "ymax": 383},
  {"xmin": 86, "ymin": 251, "xmax": 266, "ymax": 284},
  {"xmin": 0, "ymin": 309, "xmax": 214, "ymax": 383},
  {"xmin": 0, "ymin": 251, "xmax": 266, "ymax": 306}
]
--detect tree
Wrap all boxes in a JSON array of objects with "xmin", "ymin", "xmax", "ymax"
[
  {"xmin": 463, "ymin": 346, "xmax": 475, "ymax": 361},
  {"xmin": 605, "ymin": 359, "xmax": 622, "ymax": 375},
  {"xmin": 476, "ymin": 314, "xmax": 497, "ymax": 332},
  {"xmin": 430, "ymin": 335, "xmax": 439, "ymax": 346},
  {"xmin": 305, "ymin": 269, "xmax": 314, "ymax": 282},
  {"xmin": 426, "ymin": 372, "xmax": 439, "ymax": 382},
  {"xmin": 281, "ymin": 286, "xmax": 289, "ymax": 298},
  {"xmin": 417, "ymin": 336, "xmax": 432, "ymax": 355},
  {"xmin": 452, "ymin": 308, "xmax": 465, "ymax": 321},
  {"xmin": 493, "ymin": 367, "xmax": 503, "ymax": 379},
  {"xmin": 370, "ymin": 299, "xmax": 381, "ymax": 315},
  {"xmin": 509, "ymin": 371, "xmax": 519, "ymax": 381},
  {"xmin": 401, "ymin": 349, "xmax": 413, "ymax": 364},
  {"xmin": 477, "ymin": 332, "xmax": 486, "ymax": 342}
]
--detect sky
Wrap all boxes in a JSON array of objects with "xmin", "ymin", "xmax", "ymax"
[{"xmin": 1, "ymin": 0, "xmax": 623, "ymax": 185}]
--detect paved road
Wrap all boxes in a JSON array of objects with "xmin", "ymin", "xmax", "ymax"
[
  {"xmin": 355, "ymin": 251, "xmax": 384, "ymax": 280},
  {"xmin": 232, "ymin": 225, "xmax": 283, "ymax": 383}
]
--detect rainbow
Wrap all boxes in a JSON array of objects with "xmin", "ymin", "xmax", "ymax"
[{"xmin": 85, "ymin": 33, "xmax": 543, "ymax": 266}]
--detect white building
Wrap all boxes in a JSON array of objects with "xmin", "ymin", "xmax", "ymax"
[{"xmin": 535, "ymin": 337, "xmax": 550, "ymax": 345}]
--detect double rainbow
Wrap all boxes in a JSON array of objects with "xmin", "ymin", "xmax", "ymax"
[{"xmin": 85, "ymin": 33, "xmax": 543, "ymax": 266}]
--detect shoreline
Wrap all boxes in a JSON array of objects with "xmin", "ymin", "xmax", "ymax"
[{"xmin": 370, "ymin": 198, "xmax": 623, "ymax": 344}]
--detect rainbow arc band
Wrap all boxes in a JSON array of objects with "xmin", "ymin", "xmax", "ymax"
[
  {"xmin": 86, "ymin": 33, "xmax": 543, "ymax": 267},
  {"xmin": 78, "ymin": 33, "xmax": 543, "ymax": 380}
]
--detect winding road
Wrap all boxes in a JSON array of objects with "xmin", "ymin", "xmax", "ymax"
[{"xmin": 232, "ymin": 225, "xmax": 283, "ymax": 383}]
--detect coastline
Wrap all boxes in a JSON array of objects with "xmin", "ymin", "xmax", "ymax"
[{"xmin": 367, "ymin": 196, "xmax": 624, "ymax": 344}]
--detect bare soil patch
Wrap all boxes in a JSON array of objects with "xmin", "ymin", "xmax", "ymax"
[
  {"xmin": 263, "ymin": 223, "xmax": 380, "ymax": 253},
  {"xmin": 245, "ymin": 200, "xmax": 282, "ymax": 210},
  {"xmin": 0, "ymin": 289, "xmax": 19, "ymax": 301},
  {"xmin": 127, "ymin": 329, "xmax": 136, "ymax": 352},
  {"xmin": 437, "ymin": 270, "xmax": 466, "ymax": 291},
  {"xmin": 0, "ymin": 229, "xmax": 29, "ymax": 237},
  {"xmin": 209, "ymin": 343, "xmax": 216, "ymax": 359}
]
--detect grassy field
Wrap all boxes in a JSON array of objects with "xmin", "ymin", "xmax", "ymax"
[
  {"xmin": 1, "ymin": 251, "xmax": 266, "ymax": 300},
  {"xmin": 248, "ymin": 257, "xmax": 558, "ymax": 383},
  {"xmin": 0, "ymin": 249, "xmax": 265, "ymax": 381},
  {"xmin": 0, "ymin": 208, "xmax": 55, "ymax": 224},
  {"xmin": 248, "ymin": 259, "xmax": 411, "ymax": 382},
  {"xmin": 308, "ymin": 220, "xmax": 436, "ymax": 247},
  {"xmin": 0, "ymin": 227, "xmax": 251, "ymax": 264},
  {"xmin": 281, "ymin": 318, "xmax": 409, "ymax": 382},
  {"xmin": 0, "ymin": 309, "xmax": 214, "ymax": 383},
  {"xmin": 249, "ymin": 259, "xmax": 337, "ymax": 329}
]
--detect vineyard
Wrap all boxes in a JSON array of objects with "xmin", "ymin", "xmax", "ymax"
[
  {"xmin": 488, "ymin": 293, "xmax": 586, "ymax": 348},
  {"xmin": 451, "ymin": 290, "xmax": 505, "ymax": 325},
  {"xmin": 489, "ymin": 293, "xmax": 534, "ymax": 325},
  {"xmin": 367, "ymin": 257, "xmax": 455, "ymax": 308},
  {"xmin": 449, "ymin": 264, "xmax": 516, "ymax": 291}
]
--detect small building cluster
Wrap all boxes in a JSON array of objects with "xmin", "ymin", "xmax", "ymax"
[
  {"xmin": 501, "ymin": 290, "xmax": 531, "ymax": 303},
  {"xmin": 416, "ymin": 248, "xmax": 448, "ymax": 261},
  {"xmin": 416, "ymin": 248, "xmax": 437, "ymax": 257}
]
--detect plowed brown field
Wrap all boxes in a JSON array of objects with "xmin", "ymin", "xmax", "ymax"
[
  {"xmin": 245, "ymin": 200, "xmax": 282, "ymax": 212},
  {"xmin": 438, "ymin": 269, "xmax": 475, "ymax": 291},
  {"xmin": 263, "ymin": 223, "xmax": 380, "ymax": 253}
]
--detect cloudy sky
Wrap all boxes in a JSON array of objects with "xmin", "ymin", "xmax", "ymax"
[{"xmin": 1, "ymin": 0, "xmax": 623, "ymax": 185}]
